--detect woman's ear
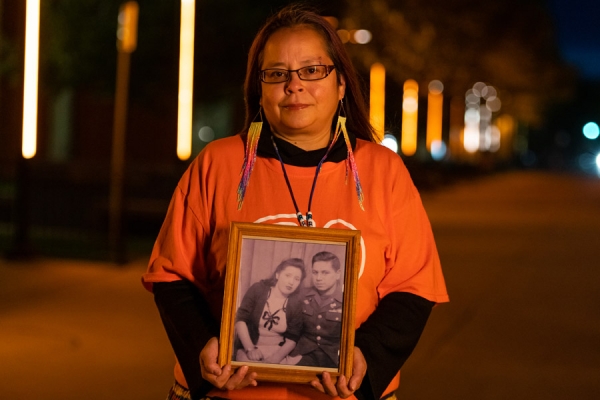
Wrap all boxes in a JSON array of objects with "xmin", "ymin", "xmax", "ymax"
[{"xmin": 338, "ymin": 74, "xmax": 346, "ymax": 101}]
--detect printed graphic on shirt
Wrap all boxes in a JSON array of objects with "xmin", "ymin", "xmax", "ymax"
[{"xmin": 253, "ymin": 214, "xmax": 366, "ymax": 278}]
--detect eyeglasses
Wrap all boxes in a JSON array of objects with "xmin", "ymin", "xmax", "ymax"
[{"xmin": 260, "ymin": 65, "xmax": 336, "ymax": 83}]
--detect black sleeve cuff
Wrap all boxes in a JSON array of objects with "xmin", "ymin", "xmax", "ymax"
[
  {"xmin": 354, "ymin": 292, "xmax": 434, "ymax": 400},
  {"xmin": 153, "ymin": 280, "xmax": 220, "ymax": 400}
]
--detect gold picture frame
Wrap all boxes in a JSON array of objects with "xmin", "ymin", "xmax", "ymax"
[{"xmin": 218, "ymin": 222, "xmax": 361, "ymax": 384}]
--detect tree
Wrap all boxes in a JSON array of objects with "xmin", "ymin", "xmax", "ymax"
[{"xmin": 342, "ymin": 0, "xmax": 575, "ymax": 127}]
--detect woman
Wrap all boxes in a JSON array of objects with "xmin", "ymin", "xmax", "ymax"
[
  {"xmin": 234, "ymin": 258, "xmax": 305, "ymax": 364},
  {"xmin": 144, "ymin": 4, "xmax": 448, "ymax": 400}
]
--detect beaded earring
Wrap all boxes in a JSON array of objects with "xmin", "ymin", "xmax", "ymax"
[
  {"xmin": 332, "ymin": 100, "xmax": 364, "ymax": 210},
  {"xmin": 237, "ymin": 109, "xmax": 263, "ymax": 209}
]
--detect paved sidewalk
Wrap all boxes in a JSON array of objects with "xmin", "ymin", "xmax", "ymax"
[
  {"xmin": 0, "ymin": 257, "xmax": 174, "ymax": 399},
  {"xmin": 398, "ymin": 171, "xmax": 600, "ymax": 399}
]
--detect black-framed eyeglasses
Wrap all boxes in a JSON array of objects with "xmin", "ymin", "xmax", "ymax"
[{"xmin": 260, "ymin": 65, "xmax": 336, "ymax": 84}]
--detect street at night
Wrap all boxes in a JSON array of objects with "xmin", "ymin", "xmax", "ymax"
[
  {"xmin": 2, "ymin": 2, "xmax": 600, "ymax": 398},
  {"xmin": 2, "ymin": 170, "xmax": 599, "ymax": 399}
]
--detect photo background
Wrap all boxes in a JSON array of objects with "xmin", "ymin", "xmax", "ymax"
[{"xmin": 236, "ymin": 238, "xmax": 347, "ymax": 309}]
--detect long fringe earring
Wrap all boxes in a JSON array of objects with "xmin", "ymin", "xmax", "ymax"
[
  {"xmin": 237, "ymin": 109, "xmax": 263, "ymax": 210},
  {"xmin": 334, "ymin": 100, "xmax": 365, "ymax": 210}
]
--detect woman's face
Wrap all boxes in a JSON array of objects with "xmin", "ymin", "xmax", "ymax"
[
  {"xmin": 275, "ymin": 265, "xmax": 303, "ymax": 296},
  {"xmin": 260, "ymin": 27, "xmax": 345, "ymax": 139}
]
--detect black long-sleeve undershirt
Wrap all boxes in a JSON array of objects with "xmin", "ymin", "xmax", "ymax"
[
  {"xmin": 154, "ymin": 280, "xmax": 220, "ymax": 400},
  {"xmin": 354, "ymin": 292, "xmax": 434, "ymax": 400},
  {"xmin": 153, "ymin": 281, "xmax": 433, "ymax": 400}
]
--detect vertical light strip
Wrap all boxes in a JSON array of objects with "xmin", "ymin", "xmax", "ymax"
[
  {"xmin": 369, "ymin": 63, "xmax": 385, "ymax": 143},
  {"xmin": 22, "ymin": 0, "xmax": 40, "ymax": 159},
  {"xmin": 401, "ymin": 79, "xmax": 418, "ymax": 156},
  {"xmin": 177, "ymin": 0, "xmax": 196, "ymax": 161},
  {"xmin": 426, "ymin": 80, "xmax": 444, "ymax": 152}
]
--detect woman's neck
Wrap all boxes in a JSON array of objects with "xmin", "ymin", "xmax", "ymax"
[
  {"xmin": 270, "ymin": 286, "xmax": 287, "ymax": 299},
  {"xmin": 272, "ymin": 128, "xmax": 331, "ymax": 151}
]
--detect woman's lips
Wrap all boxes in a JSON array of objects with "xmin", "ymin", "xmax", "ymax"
[{"xmin": 282, "ymin": 103, "xmax": 309, "ymax": 110}]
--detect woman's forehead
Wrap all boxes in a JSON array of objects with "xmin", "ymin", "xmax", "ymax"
[{"xmin": 261, "ymin": 27, "xmax": 331, "ymax": 66}]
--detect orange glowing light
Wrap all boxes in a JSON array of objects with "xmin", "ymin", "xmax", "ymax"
[
  {"xmin": 370, "ymin": 63, "xmax": 385, "ymax": 143},
  {"xmin": 117, "ymin": 2, "xmax": 138, "ymax": 53},
  {"xmin": 426, "ymin": 80, "xmax": 444, "ymax": 152},
  {"xmin": 401, "ymin": 79, "xmax": 419, "ymax": 156}
]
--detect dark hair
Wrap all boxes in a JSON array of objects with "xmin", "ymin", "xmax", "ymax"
[
  {"xmin": 312, "ymin": 251, "xmax": 340, "ymax": 271},
  {"xmin": 267, "ymin": 257, "xmax": 307, "ymax": 286},
  {"xmin": 243, "ymin": 3, "xmax": 376, "ymax": 142}
]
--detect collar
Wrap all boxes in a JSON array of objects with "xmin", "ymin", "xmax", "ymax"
[
  {"xmin": 256, "ymin": 125, "xmax": 356, "ymax": 167},
  {"xmin": 305, "ymin": 285, "xmax": 344, "ymax": 303}
]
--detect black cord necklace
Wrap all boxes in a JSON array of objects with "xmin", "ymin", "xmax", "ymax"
[{"xmin": 270, "ymin": 135, "xmax": 335, "ymax": 227}]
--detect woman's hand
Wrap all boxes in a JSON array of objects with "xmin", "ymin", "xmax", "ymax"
[
  {"xmin": 199, "ymin": 337, "xmax": 258, "ymax": 390},
  {"xmin": 310, "ymin": 346, "xmax": 367, "ymax": 398},
  {"xmin": 263, "ymin": 339, "xmax": 297, "ymax": 364},
  {"xmin": 246, "ymin": 348, "xmax": 263, "ymax": 361}
]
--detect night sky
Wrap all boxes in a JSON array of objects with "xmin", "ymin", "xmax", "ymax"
[{"xmin": 548, "ymin": 0, "xmax": 600, "ymax": 81}]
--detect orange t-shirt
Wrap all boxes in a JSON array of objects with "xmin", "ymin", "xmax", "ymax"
[{"xmin": 143, "ymin": 135, "xmax": 449, "ymax": 399}]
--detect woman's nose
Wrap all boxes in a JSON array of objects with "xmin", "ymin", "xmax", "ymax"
[{"xmin": 285, "ymin": 72, "xmax": 305, "ymax": 93}]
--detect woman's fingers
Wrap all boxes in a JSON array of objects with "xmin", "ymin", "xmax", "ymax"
[
  {"xmin": 311, "ymin": 348, "xmax": 368, "ymax": 398},
  {"xmin": 310, "ymin": 377, "xmax": 326, "ymax": 394},
  {"xmin": 335, "ymin": 375, "xmax": 356, "ymax": 399},
  {"xmin": 336, "ymin": 347, "xmax": 368, "ymax": 398},
  {"xmin": 319, "ymin": 372, "xmax": 339, "ymax": 397},
  {"xmin": 348, "ymin": 347, "xmax": 367, "ymax": 392},
  {"xmin": 199, "ymin": 337, "xmax": 224, "ymax": 381},
  {"xmin": 336, "ymin": 375, "xmax": 350, "ymax": 398},
  {"xmin": 220, "ymin": 366, "xmax": 260, "ymax": 390}
]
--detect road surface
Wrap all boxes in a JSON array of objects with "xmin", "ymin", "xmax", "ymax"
[{"xmin": 1, "ymin": 170, "xmax": 599, "ymax": 399}]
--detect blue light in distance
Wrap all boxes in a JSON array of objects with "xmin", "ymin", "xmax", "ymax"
[
  {"xmin": 583, "ymin": 122, "xmax": 599, "ymax": 140},
  {"xmin": 431, "ymin": 140, "xmax": 447, "ymax": 161}
]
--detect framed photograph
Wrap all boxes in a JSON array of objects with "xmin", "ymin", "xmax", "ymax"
[{"xmin": 218, "ymin": 222, "xmax": 361, "ymax": 384}]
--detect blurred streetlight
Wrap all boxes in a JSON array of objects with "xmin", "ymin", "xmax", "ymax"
[
  {"xmin": 401, "ymin": 80, "xmax": 419, "ymax": 156},
  {"xmin": 381, "ymin": 134, "xmax": 398, "ymax": 153},
  {"xmin": 583, "ymin": 122, "xmax": 599, "ymax": 140},
  {"xmin": 177, "ymin": 0, "xmax": 196, "ymax": 161},
  {"xmin": 463, "ymin": 82, "xmax": 502, "ymax": 153},
  {"xmin": 9, "ymin": 0, "xmax": 40, "ymax": 259},
  {"xmin": 426, "ymin": 80, "xmax": 444, "ymax": 154},
  {"xmin": 337, "ymin": 29, "xmax": 372, "ymax": 44},
  {"xmin": 109, "ymin": 1, "xmax": 138, "ymax": 264},
  {"xmin": 22, "ymin": 0, "xmax": 40, "ymax": 159},
  {"xmin": 370, "ymin": 63, "xmax": 385, "ymax": 143}
]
